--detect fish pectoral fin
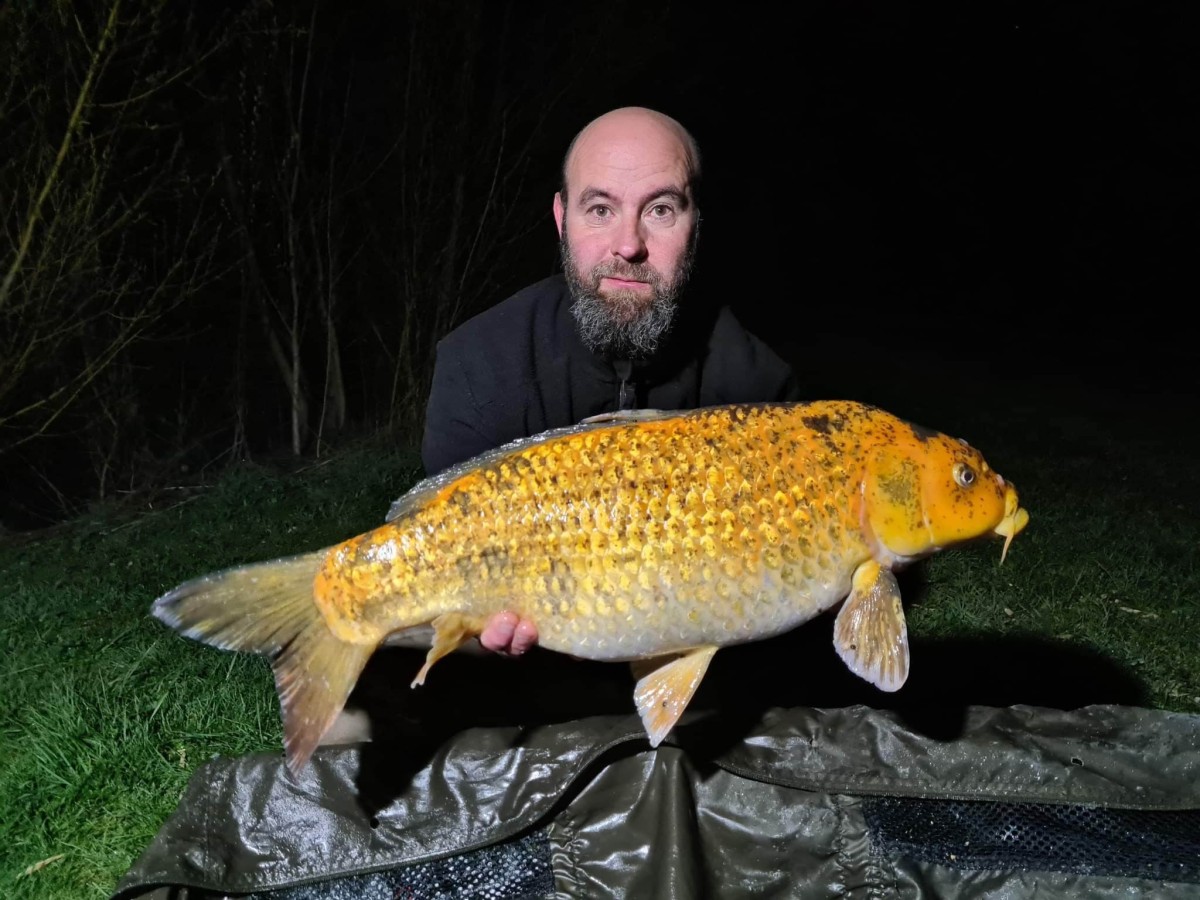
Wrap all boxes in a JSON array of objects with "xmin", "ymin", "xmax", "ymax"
[
  {"xmin": 632, "ymin": 646, "xmax": 718, "ymax": 747},
  {"xmin": 832, "ymin": 561, "xmax": 910, "ymax": 692},
  {"xmin": 411, "ymin": 612, "xmax": 483, "ymax": 687}
]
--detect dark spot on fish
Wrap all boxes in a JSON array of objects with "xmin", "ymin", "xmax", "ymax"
[
  {"xmin": 802, "ymin": 414, "xmax": 835, "ymax": 435},
  {"xmin": 904, "ymin": 420, "xmax": 938, "ymax": 442},
  {"xmin": 455, "ymin": 544, "xmax": 510, "ymax": 580},
  {"xmin": 477, "ymin": 545, "xmax": 508, "ymax": 564},
  {"xmin": 878, "ymin": 462, "xmax": 919, "ymax": 505}
]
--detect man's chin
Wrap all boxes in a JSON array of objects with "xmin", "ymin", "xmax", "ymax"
[{"xmin": 596, "ymin": 289, "xmax": 654, "ymax": 321}]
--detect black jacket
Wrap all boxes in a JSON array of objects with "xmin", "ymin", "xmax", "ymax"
[{"xmin": 421, "ymin": 274, "xmax": 800, "ymax": 475}]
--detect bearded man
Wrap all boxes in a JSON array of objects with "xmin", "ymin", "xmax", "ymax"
[{"xmin": 419, "ymin": 106, "xmax": 800, "ymax": 655}]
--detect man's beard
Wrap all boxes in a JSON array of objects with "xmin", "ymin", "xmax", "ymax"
[{"xmin": 562, "ymin": 225, "xmax": 698, "ymax": 360}]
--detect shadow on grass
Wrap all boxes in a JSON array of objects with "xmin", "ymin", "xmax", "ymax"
[
  {"xmin": 345, "ymin": 621, "xmax": 1145, "ymax": 817},
  {"xmin": 685, "ymin": 626, "xmax": 1149, "ymax": 754}
]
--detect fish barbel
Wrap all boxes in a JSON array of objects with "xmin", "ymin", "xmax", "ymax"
[{"xmin": 152, "ymin": 400, "xmax": 1029, "ymax": 774}]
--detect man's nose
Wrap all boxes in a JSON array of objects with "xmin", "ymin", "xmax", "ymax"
[{"xmin": 611, "ymin": 217, "xmax": 648, "ymax": 262}]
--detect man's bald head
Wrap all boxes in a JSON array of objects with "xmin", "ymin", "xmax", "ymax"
[{"xmin": 560, "ymin": 106, "xmax": 702, "ymax": 206}]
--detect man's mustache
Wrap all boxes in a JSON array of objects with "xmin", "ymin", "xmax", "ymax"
[{"xmin": 591, "ymin": 262, "xmax": 660, "ymax": 284}]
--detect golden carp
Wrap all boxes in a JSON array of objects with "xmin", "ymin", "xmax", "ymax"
[{"xmin": 152, "ymin": 399, "xmax": 1029, "ymax": 774}]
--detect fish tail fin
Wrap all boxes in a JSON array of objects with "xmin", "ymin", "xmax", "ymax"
[
  {"xmin": 273, "ymin": 608, "xmax": 373, "ymax": 776},
  {"xmin": 151, "ymin": 551, "xmax": 373, "ymax": 776}
]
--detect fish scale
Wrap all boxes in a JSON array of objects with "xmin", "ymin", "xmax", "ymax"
[{"xmin": 152, "ymin": 399, "xmax": 1029, "ymax": 774}]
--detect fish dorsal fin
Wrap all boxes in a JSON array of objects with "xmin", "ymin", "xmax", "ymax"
[
  {"xmin": 579, "ymin": 408, "xmax": 677, "ymax": 424},
  {"xmin": 386, "ymin": 409, "xmax": 689, "ymax": 522},
  {"xmin": 632, "ymin": 645, "xmax": 718, "ymax": 747}
]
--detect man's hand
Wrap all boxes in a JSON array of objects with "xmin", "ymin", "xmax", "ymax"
[{"xmin": 479, "ymin": 611, "xmax": 539, "ymax": 656}]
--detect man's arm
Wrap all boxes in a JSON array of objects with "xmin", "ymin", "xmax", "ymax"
[
  {"xmin": 777, "ymin": 365, "xmax": 803, "ymax": 402},
  {"xmin": 702, "ymin": 307, "xmax": 803, "ymax": 406},
  {"xmin": 421, "ymin": 343, "xmax": 499, "ymax": 477}
]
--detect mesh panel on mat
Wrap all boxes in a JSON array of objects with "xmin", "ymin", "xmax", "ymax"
[
  {"xmin": 864, "ymin": 796, "xmax": 1200, "ymax": 883},
  {"xmin": 240, "ymin": 827, "xmax": 554, "ymax": 900}
]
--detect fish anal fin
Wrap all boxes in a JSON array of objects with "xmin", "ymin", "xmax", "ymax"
[
  {"xmin": 411, "ymin": 612, "xmax": 484, "ymax": 687},
  {"xmin": 632, "ymin": 646, "xmax": 718, "ymax": 747},
  {"xmin": 833, "ymin": 560, "xmax": 910, "ymax": 692},
  {"xmin": 274, "ymin": 624, "xmax": 374, "ymax": 777},
  {"xmin": 629, "ymin": 654, "xmax": 676, "ymax": 682}
]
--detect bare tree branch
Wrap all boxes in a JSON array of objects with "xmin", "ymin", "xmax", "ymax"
[{"xmin": 0, "ymin": 0, "xmax": 121, "ymax": 311}]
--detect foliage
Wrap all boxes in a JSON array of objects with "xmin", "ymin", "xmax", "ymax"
[{"xmin": 0, "ymin": 0, "xmax": 235, "ymax": 507}]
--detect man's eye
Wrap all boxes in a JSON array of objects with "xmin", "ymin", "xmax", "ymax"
[
  {"xmin": 587, "ymin": 205, "xmax": 612, "ymax": 219},
  {"xmin": 649, "ymin": 204, "xmax": 675, "ymax": 218}
]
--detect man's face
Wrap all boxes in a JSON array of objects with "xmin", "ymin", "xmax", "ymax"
[
  {"xmin": 553, "ymin": 117, "xmax": 700, "ymax": 358},
  {"xmin": 559, "ymin": 218, "xmax": 698, "ymax": 359}
]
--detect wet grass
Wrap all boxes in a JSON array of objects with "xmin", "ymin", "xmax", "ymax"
[{"xmin": 0, "ymin": 437, "xmax": 425, "ymax": 899}]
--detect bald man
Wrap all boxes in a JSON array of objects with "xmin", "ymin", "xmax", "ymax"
[{"xmin": 422, "ymin": 106, "xmax": 801, "ymax": 656}]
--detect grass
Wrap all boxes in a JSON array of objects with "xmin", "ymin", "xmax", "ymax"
[
  {"xmin": 0, "ymin": 438, "xmax": 426, "ymax": 898},
  {"xmin": 2, "ymin": 385, "xmax": 1198, "ymax": 899}
]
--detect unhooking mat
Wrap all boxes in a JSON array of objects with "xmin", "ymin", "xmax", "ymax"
[{"xmin": 112, "ymin": 703, "xmax": 1200, "ymax": 899}]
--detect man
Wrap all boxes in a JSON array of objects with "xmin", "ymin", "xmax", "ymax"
[{"xmin": 420, "ymin": 106, "xmax": 801, "ymax": 658}]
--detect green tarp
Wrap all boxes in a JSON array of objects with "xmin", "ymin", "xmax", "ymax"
[{"xmin": 113, "ymin": 703, "xmax": 1200, "ymax": 899}]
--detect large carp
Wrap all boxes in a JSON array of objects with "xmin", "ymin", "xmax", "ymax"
[{"xmin": 152, "ymin": 400, "xmax": 1029, "ymax": 774}]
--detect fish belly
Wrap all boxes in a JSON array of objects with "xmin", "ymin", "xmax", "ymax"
[{"xmin": 527, "ymin": 559, "xmax": 855, "ymax": 661}]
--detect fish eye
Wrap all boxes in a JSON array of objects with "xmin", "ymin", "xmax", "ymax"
[{"xmin": 953, "ymin": 463, "xmax": 976, "ymax": 488}]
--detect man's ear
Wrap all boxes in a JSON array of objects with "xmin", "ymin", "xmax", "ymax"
[{"xmin": 552, "ymin": 191, "xmax": 565, "ymax": 237}]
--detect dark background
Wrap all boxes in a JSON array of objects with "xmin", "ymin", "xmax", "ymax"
[
  {"xmin": 1, "ymin": 0, "xmax": 1196, "ymax": 529},
  {"xmin": 667, "ymin": 2, "xmax": 1196, "ymax": 397}
]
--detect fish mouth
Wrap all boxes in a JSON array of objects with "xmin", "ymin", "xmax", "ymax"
[{"xmin": 993, "ymin": 484, "xmax": 1030, "ymax": 564}]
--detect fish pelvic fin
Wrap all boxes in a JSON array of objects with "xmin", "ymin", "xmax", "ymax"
[
  {"xmin": 833, "ymin": 560, "xmax": 910, "ymax": 692},
  {"xmin": 411, "ymin": 612, "xmax": 486, "ymax": 687},
  {"xmin": 151, "ymin": 551, "xmax": 373, "ymax": 776},
  {"xmin": 632, "ymin": 646, "xmax": 718, "ymax": 747}
]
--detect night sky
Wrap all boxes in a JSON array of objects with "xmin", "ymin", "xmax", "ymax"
[{"xmin": 647, "ymin": 3, "xmax": 1196, "ymax": 401}]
